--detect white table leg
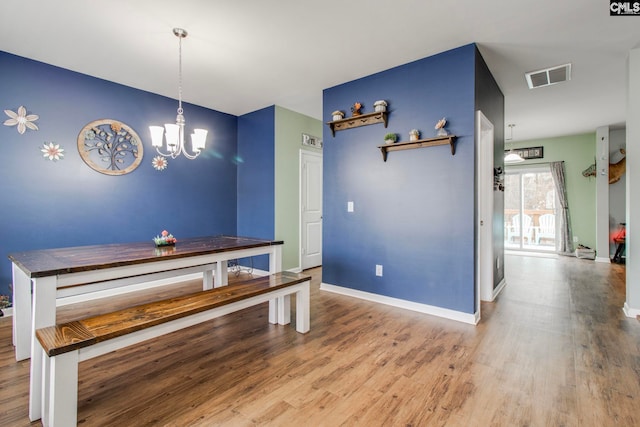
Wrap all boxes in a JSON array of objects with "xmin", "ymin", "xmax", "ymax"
[
  {"xmin": 269, "ymin": 245, "xmax": 282, "ymax": 274},
  {"xmin": 268, "ymin": 299, "xmax": 278, "ymax": 324},
  {"xmin": 12, "ymin": 265, "xmax": 32, "ymax": 361},
  {"xmin": 48, "ymin": 350, "xmax": 78, "ymax": 427},
  {"xmin": 215, "ymin": 261, "xmax": 228, "ymax": 287},
  {"xmin": 29, "ymin": 276, "xmax": 57, "ymax": 422},
  {"xmin": 268, "ymin": 245, "xmax": 283, "ymax": 324},
  {"xmin": 296, "ymin": 281, "xmax": 311, "ymax": 333},
  {"xmin": 203, "ymin": 269, "xmax": 214, "ymax": 290}
]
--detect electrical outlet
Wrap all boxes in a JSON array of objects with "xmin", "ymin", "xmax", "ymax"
[
  {"xmin": 573, "ymin": 236, "xmax": 579, "ymax": 243},
  {"xmin": 347, "ymin": 201, "xmax": 354, "ymax": 212},
  {"xmin": 375, "ymin": 264, "xmax": 383, "ymax": 276}
]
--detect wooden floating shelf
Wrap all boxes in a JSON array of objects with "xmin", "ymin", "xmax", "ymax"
[
  {"xmin": 327, "ymin": 111, "xmax": 388, "ymax": 137},
  {"xmin": 377, "ymin": 135, "xmax": 457, "ymax": 162}
]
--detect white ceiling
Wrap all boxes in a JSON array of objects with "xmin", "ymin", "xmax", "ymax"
[{"xmin": 2, "ymin": 0, "xmax": 639, "ymax": 142}]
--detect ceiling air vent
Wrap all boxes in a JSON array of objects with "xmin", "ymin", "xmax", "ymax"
[{"xmin": 525, "ymin": 63, "xmax": 571, "ymax": 89}]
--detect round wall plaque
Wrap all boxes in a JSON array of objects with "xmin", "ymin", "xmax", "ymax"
[{"xmin": 77, "ymin": 119, "xmax": 143, "ymax": 175}]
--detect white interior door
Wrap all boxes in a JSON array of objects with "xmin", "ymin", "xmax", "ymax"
[
  {"xmin": 476, "ymin": 111, "xmax": 495, "ymax": 310},
  {"xmin": 300, "ymin": 150, "xmax": 323, "ymax": 269}
]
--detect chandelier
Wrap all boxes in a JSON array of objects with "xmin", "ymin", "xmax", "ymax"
[
  {"xmin": 149, "ymin": 28, "xmax": 207, "ymax": 160},
  {"xmin": 504, "ymin": 124, "xmax": 524, "ymax": 164}
]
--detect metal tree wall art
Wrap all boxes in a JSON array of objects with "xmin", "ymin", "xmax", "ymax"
[
  {"xmin": 4, "ymin": 105, "xmax": 39, "ymax": 134},
  {"xmin": 77, "ymin": 119, "xmax": 144, "ymax": 175}
]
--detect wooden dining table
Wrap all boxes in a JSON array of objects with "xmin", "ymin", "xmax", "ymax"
[{"xmin": 8, "ymin": 235, "xmax": 283, "ymax": 421}]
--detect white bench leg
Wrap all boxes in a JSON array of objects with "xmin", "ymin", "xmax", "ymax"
[
  {"xmin": 296, "ymin": 281, "xmax": 310, "ymax": 333},
  {"xmin": 277, "ymin": 296, "xmax": 291, "ymax": 325},
  {"xmin": 47, "ymin": 350, "xmax": 79, "ymax": 427},
  {"xmin": 30, "ymin": 276, "xmax": 57, "ymax": 422}
]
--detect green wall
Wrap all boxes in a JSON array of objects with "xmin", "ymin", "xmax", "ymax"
[
  {"xmin": 274, "ymin": 106, "xmax": 323, "ymax": 271},
  {"xmin": 506, "ymin": 133, "xmax": 596, "ymax": 249}
]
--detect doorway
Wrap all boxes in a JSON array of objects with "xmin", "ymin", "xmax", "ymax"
[
  {"xmin": 476, "ymin": 111, "xmax": 495, "ymax": 310},
  {"xmin": 300, "ymin": 150, "xmax": 323, "ymax": 270},
  {"xmin": 504, "ymin": 165, "xmax": 558, "ymax": 252}
]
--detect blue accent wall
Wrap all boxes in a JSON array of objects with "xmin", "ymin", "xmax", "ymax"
[
  {"xmin": 322, "ymin": 44, "xmax": 480, "ymax": 314},
  {"xmin": 237, "ymin": 106, "xmax": 275, "ymax": 271},
  {"xmin": 0, "ymin": 51, "xmax": 238, "ymax": 299}
]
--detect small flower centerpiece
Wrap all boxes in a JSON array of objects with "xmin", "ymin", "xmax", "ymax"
[
  {"xmin": 351, "ymin": 102, "xmax": 363, "ymax": 116},
  {"xmin": 384, "ymin": 132, "xmax": 398, "ymax": 144},
  {"xmin": 153, "ymin": 230, "xmax": 177, "ymax": 247},
  {"xmin": 374, "ymin": 100, "xmax": 388, "ymax": 112},
  {"xmin": 0, "ymin": 295, "xmax": 10, "ymax": 309},
  {"xmin": 409, "ymin": 129, "xmax": 420, "ymax": 141},
  {"xmin": 0, "ymin": 294, "xmax": 10, "ymax": 316},
  {"xmin": 435, "ymin": 118, "xmax": 448, "ymax": 136},
  {"xmin": 332, "ymin": 110, "xmax": 345, "ymax": 121}
]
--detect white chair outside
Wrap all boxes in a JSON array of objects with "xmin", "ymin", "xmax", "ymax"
[
  {"xmin": 507, "ymin": 213, "xmax": 533, "ymax": 244},
  {"xmin": 536, "ymin": 214, "xmax": 555, "ymax": 245}
]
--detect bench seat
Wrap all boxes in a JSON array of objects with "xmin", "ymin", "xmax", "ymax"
[{"xmin": 34, "ymin": 271, "xmax": 311, "ymax": 426}]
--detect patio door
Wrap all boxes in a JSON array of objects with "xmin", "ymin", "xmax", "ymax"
[{"xmin": 504, "ymin": 165, "xmax": 558, "ymax": 252}]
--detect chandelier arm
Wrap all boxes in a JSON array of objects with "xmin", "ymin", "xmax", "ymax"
[
  {"xmin": 180, "ymin": 149, "xmax": 201, "ymax": 160},
  {"xmin": 155, "ymin": 146, "xmax": 180, "ymax": 159}
]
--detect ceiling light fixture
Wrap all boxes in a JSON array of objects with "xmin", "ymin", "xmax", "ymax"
[
  {"xmin": 149, "ymin": 28, "xmax": 207, "ymax": 160},
  {"xmin": 504, "ymin": 124, "xmax": 524, "ymax": 164}
]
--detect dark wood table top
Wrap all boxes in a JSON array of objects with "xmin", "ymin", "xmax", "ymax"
[{"xmin": 8, "ymin": 235, "xmax": 283, "ymax": 278}]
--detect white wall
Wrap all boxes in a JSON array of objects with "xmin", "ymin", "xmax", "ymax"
[
  {"xmin": 625, "ymin": 48, "xmax": 640, "ymax": 317},
  {"xmin": 609, "ymin": 128, "xmax": 626, "ymax": 257}
]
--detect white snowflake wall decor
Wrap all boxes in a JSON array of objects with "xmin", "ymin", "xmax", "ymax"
[
  {"xmin": 41, "ymin": 142, "xmax": 64, "ymax": 161},
  {"xmin": 152, "ymin": 155, "xmax": 168, "ymax": 171}
]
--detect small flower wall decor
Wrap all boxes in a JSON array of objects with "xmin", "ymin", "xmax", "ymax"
[
  {"xmin": 152, "ymin": 155, "xmax": 168, "ymax": 171},
  {"xmin": 41, "ymin": 142, "xmax": 64, "ymax": 161},
  {"xmin": 4, "ymin": 106, "xmax": 39, "ymax": 134}
]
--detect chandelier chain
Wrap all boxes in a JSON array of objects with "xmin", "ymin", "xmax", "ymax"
[{"xmin": 177, "ymin": 31, "xmax": 183, "ymax": 115}]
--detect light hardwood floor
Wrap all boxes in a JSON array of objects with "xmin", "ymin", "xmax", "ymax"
[{"xmin": 1, "ymin": 255, "xmax": 638, "ymax": 426}]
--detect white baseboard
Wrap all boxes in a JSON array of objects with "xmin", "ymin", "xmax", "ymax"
[
  {"xmin": 595, "ymin": 256, "xmax": 611, "ymax": 264},
  {"xmin": 492, "ymin": 277, "xmax": 507, "ymax": 300},
  {"xmin": 320, "ymin": 282, "xmax": 478, "ymax": 325},
  {"xmin": 623, "ymin": 302, "xmax": 640, "ymax": 318}
]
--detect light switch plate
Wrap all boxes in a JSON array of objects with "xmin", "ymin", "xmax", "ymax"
[{"xmin": 347, "ymin": 201, "xmax": 354, "ymax": 212}]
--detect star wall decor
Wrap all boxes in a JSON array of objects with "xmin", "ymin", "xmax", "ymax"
[
  {"xmin": 4, "ymin": 106, "xmax": 39, "ymax": 134},
  {"xmin": 41, "ymin": 142, "xmax": 64, "ymax": 161}
]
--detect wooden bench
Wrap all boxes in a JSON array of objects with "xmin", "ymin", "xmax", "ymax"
[{"xmin": 34, "ymin": 271, "xmax": 311, "ymax": 427}]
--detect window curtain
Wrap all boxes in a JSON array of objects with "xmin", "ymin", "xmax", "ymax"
[{"xmin": 549, "ymin": 161, "xmax": 574, "ymax": 254}]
